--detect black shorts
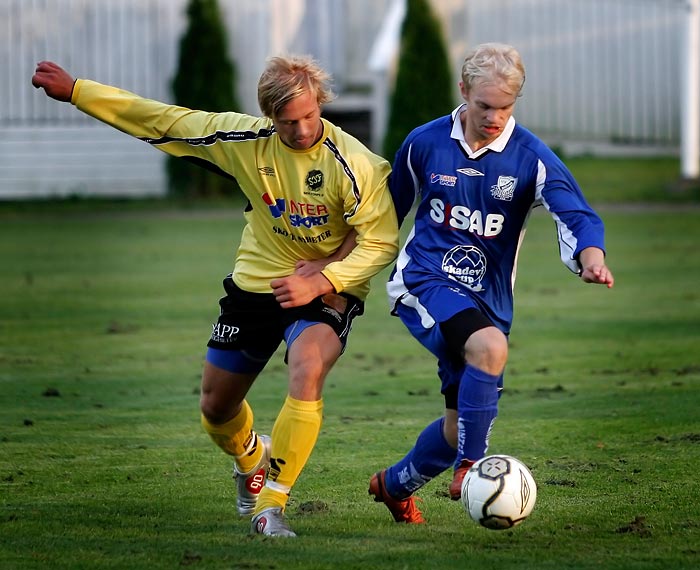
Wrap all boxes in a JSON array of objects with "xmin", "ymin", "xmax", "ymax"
[{"xmin": 207, "ymin": 274, "xmax": 364, "ymax": 354}]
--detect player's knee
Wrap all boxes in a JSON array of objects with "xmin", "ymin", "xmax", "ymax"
[
  {"xmin": 199, "ymin": 382, "xmax": 243, "ymax": 424},
  {"xmin": 200, "ymin": 393, "xmax": 229, "ymax": 424},
  {"xmin": 464, "ymin": 327, "xmax": 508, "ymax": 375},
  {"xmin": 440, "ymin": 308, "xmax": 500, "ymax": 366},
  {"xmin": 288, "ymin": 369, "xmax": 325, "ymax": 401}
]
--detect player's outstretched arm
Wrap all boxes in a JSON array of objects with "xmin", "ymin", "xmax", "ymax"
[
  {"xmin": 32, "ymin": 61, "xmax": 76, "ymax": 102},
  {"xmin": 578, "ymin": 247, "xmax": 614, "ymax": 288}
]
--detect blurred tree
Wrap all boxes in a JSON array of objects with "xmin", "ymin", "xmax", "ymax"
[
  {"xmin": 168, "ymin": 0, "xmax": 240, "ymax": 198},
  {"xmin": 382, "ymin": 0, "xmax": 455, "ymax": 162}
]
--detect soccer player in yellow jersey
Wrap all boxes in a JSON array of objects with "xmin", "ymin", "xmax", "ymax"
[{"xmin": 33, "ymin": 56, "xmax": 399, "ymax": 537}]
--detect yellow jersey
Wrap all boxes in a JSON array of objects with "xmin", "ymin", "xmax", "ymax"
[{"xmin": 71, "ymin": 79, "xmax": 399, "ymax": 300}]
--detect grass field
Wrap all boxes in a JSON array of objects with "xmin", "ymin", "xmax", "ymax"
[{"xmin": 1, "ymin": 197, "xmax": 699, "ymax": 569}]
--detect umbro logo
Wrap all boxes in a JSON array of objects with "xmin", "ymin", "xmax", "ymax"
[
  {"xmin": 258, "ymin": 166, "xmax": 276, "ymax": 176},
  {"xmin": 457, "ymin": 168, "xmax": 484, "ymax": 177}
]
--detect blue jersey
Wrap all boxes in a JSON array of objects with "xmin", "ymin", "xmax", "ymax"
[{"xmin": 387, "ymin": 105, "xmax": 606, "ymax": 334}]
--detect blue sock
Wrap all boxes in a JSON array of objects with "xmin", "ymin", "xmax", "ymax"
[
  {"xmin": 384, "ymin": 417, "xmax": 456, "ymax": 499},
  {"xmin": 457, "ymin": 364, "xmax": 500, "ymax": 464}
]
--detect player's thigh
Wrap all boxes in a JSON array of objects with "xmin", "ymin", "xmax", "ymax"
[
  {"xmin": 285, "ymin": 322, "xmax": 342, "ymax": 400},
  {"xmin": 395, "ymin": 301, "xmax": 450, "ymax": 362},
  {"xmin": 282, "ymin": 292, "xmax": 364, "ymax": 399}
]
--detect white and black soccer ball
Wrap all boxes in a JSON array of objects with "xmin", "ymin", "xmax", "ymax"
[{"xmin": 461, "ymin": 455, "xmax": 537, "ymax": 530}]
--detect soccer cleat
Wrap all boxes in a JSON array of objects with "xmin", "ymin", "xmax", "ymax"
[
  {"xmin": 233, "ymin": 434, "xmax": 271, "ymax": 516},
  {"xmin": 251, "ymin": 507, "xmax": 297, "ymax": 537},
  {"xmin": 449, "ymin": 459, "xmax": 475, "ymax": 500},
  {"xmin": 369, "ymin": 470, "xmax": 425, "ymax": 524}
]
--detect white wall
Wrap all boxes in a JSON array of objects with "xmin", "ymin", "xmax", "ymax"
[
  {"xmin": 0, "ymin": 0, "xmax": 392, "ymax": 198},
  {"xmin": 0, "ymin": 0, "xmax": 691, "ymax": 199}
]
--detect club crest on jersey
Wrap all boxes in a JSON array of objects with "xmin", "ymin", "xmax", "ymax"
[
  {"xmin": 430, "ymin": 173, "xmax": 457, "ymax": 187},
  {"xmin": 306, "ymin": 170, "xmax": 324, "ymax": 192},
  {"xmin": 491, "ymin": 176, "xmax": 517, "ymax": 201},
  {"xmin": 441, "ymin": 245, "xmax": 486, "ymax": 292}
]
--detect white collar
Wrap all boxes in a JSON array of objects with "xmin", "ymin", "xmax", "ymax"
[{"xmin": 450, "ymin": 104, "xmax": 516, "ymax": 158}]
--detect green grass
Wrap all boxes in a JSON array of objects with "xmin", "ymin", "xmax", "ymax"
[
  {"xmin": 564, "ymin": 156, "xmax": 699, "ymax": 203},
  {"xmin": 1, "ymin": 194, "xmax": 699, "ymax": 569}
]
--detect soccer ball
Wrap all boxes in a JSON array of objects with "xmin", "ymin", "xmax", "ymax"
[{"xmin": 461, "ymin": 455, "xmax": 537, "ymax": 530}]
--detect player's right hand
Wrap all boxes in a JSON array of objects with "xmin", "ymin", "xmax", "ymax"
[
  {"xmin": 32, "ymin": 61, "xmax": 75, "ymax": 102},
  {"xmin": 270, "ymin": 273, "xmax": 334, "ymax": 309}
]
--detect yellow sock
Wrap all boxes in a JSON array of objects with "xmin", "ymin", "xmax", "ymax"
[
  {"xmin": 255, "ymin": 487, "xmax": 290, "ymax": 514},
  {"xmin": 255, "ymin": 395, "xmax": 323, "ymax": 514},
  {"xmin": 200, "ymin": 400, "xmax": 264, "ymax": 473}
]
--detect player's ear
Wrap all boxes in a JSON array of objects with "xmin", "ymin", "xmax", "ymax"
[{"xmin": 459, "ymin": 81, "xmax": 469, "ymax": 101}]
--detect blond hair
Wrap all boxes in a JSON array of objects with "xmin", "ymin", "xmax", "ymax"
[
  {"xmin": 257, "ymin": 55, "xmax": 335, "ymax": 118},
  {"xmin": 461, "ymin": 43, "xmax": 526, "ymax": 96}
]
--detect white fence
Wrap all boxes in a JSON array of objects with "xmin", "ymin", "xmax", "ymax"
[
  {"xmin": 0, "ymin": 0, "xmax": 693, "ymax": 199},
  {"xmin": 459, "ymin": 0, "xmax": 687, "ymax": 149}
]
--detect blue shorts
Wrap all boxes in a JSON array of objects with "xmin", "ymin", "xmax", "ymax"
[
  {"xmin": 394, "ymin": 281, "xmax": 481, "ymax": 361},
  {"xmin": 394, "ymin": 282, "xmax": 498, "ymax": 404},
  {"xmin": 206, "ymin": 274, "xmax": 364, "ymax": 374}
]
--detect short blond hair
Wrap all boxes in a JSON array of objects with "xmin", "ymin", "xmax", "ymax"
[
  {"xmin": 461, "ymin": 43, "xmax": 526, "ymax": 96},
  {"xmin": 257, "ymin": 55, "xmax": 335, "ymax": 118}
]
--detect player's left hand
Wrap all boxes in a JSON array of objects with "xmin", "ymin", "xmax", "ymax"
[
  {"xmin": 294, "ymin": 259, "xmax": 327, "ymax": 277},
  {"xmin": 580, "ymin": 263, "xmax": 614, "ymax": 288},
  {"xmin": 270, "ymin": 273, "xmax": 334, "ymax": 308},
  {"xmin": 578, "ymin": 247, "xmax": 614, "ymax": 288}
]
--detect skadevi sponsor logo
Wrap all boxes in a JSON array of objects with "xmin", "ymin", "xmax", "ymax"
[
  {"xmin": 441, "ymin": 245, "xmax": 487, "ymax": 292},
  {"xmin": 430, "ymin": 172, "xmax": 457, "ymax": 187}
]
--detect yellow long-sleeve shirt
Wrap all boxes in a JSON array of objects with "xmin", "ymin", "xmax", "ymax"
[{"xmin": 71, "ymin": 79, "xmax": 399, "ymax": 300}]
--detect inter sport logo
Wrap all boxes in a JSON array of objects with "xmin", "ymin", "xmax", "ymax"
[
  {"xmin": 430, "ymin": 172, "xmax": 457, "ymax": 187},
  {"xmin": 262, "ymin": 192, "xmax": 286, "ymax": 218}
]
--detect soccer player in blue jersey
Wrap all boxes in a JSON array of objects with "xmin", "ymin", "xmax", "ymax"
[
  {"xmin": 33, "ymin": 56, "xmax": 399, "ymax": 537},
  {"xmin": 369, "ymin": 43, "xmax": 614, "ymax": 524}
]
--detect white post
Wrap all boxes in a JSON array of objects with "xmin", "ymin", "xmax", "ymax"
[
  {"xmin": 681, "ymin": 0, "xmax": 700, "ymax": 179},
  {"xmin": 367, "ymin": 0, "xmax": 406, "ymax": 153}
]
